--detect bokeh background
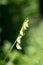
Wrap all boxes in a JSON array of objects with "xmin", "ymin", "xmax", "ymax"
[{"xmin": 0, "ymin": 0, "xmax": 43, "ymax": 65}]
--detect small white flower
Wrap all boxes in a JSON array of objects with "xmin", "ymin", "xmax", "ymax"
[
  {"xmin": 17, "ymin": 37, "xmax": 21, "ymax": 43},
  {"xmin": 16, "ymin": 43, "xmax": 22, "ymax": 50},
  {"xmin": 20, "ymin": 30, "xmax": 24, "ymax": 36},
  {"xmin": 25, "ymin": 21, "xmax": 29, "ymax": 27},
  {"xmin": 23, "ymin": 18, "xmax": 29, "ymax": 29}
]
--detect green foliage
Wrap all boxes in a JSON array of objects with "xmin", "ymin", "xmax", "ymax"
[
  {"xmin": 0, "ymin": 60, "xmax": 6, "ymax": 65},
  {"xmin": 0, "ymin": 0, "xmax": 43, "ymax": 65}
]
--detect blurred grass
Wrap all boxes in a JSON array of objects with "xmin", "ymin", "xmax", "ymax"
[{"xmin": 0, "ymin": 0, "xmax": 43, "ymax": 65}]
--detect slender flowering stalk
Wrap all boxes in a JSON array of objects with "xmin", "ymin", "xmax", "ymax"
[
  {"xmin": 16, "ymin": 18, "xmax": 29, "ymax": 49},
  {"xmin": 4, "ymin": 18, "xmax": 29, "ymax": 60}
]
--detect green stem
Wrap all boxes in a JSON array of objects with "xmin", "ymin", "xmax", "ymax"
[{"xmin": 4, "ymin": 39, "xmax": 17, "ymax": 60}]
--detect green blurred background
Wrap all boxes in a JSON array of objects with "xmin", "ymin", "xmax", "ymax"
[{"xmin": 0, "ymin": 0, "xmax": 43, "ymax": 65}]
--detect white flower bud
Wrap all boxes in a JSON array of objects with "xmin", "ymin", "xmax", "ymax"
[{"xmin": 16, "ymin": 43, "xmax": 22, "ymax": 50}]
